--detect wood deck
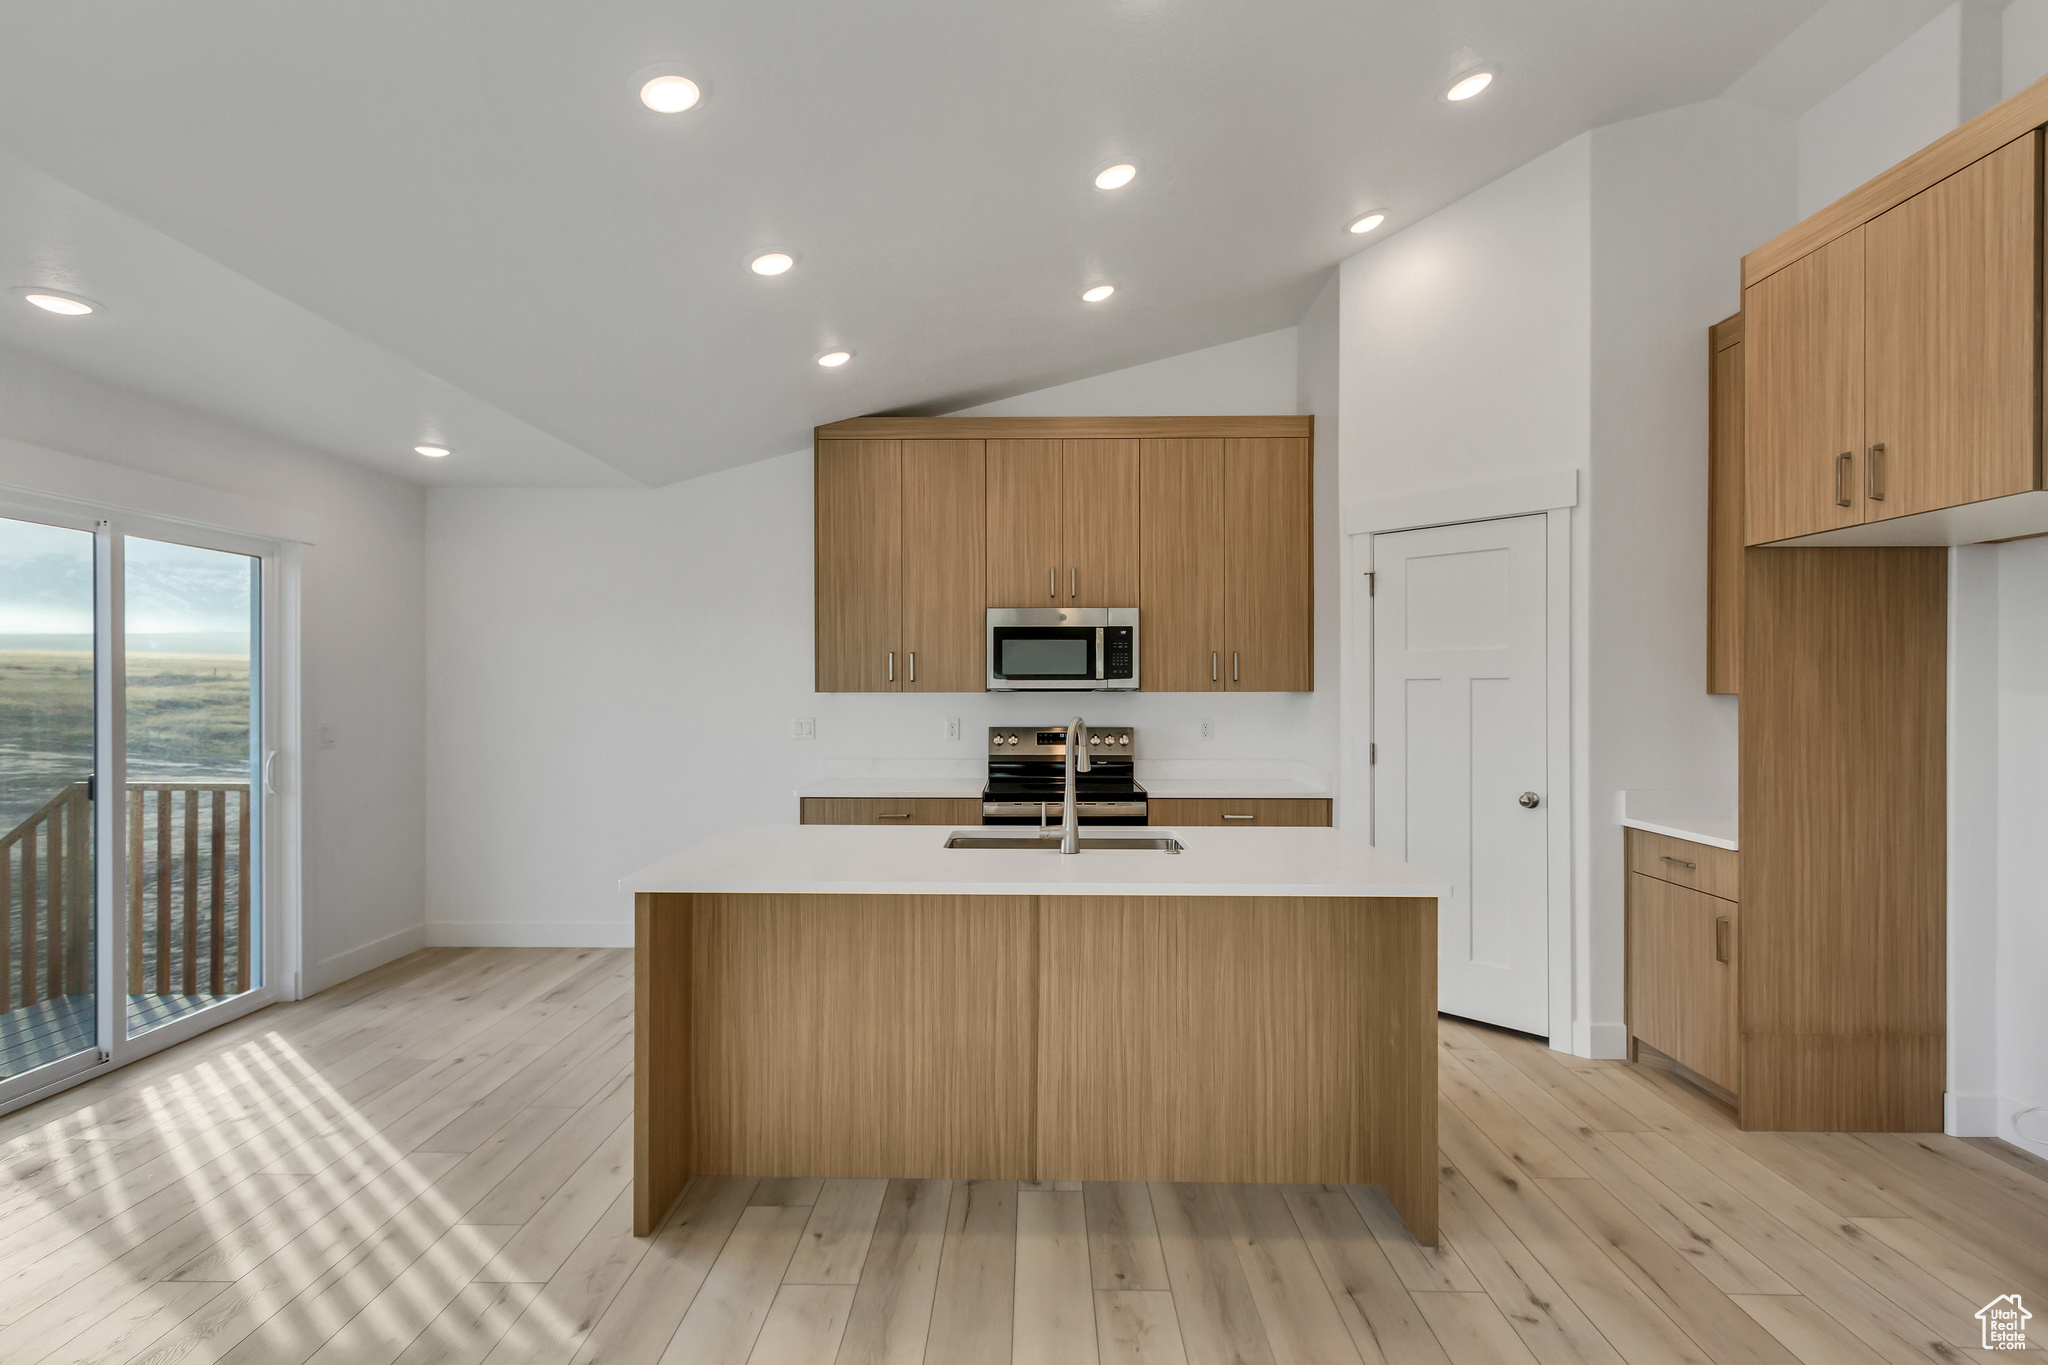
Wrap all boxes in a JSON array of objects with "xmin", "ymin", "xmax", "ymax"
[{"xmin": 0, "ymin": 946, "xmax": 2040, "ymax": 1364}]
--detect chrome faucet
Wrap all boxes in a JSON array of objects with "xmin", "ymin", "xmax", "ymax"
[{"xmin": 1059, "ymin": 715, "xmax": 1091, "ymax": 854}]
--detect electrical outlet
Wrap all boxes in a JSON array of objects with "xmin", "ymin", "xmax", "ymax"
[
  {"xmin": 1199, "ymin": 718, "xmax": 1215, "ymax": 741},
  {"xmin": 945, "ymin": 717, "xmax": 962, "ymax": 741},
  {"xmin": 317, "ymin": 724, "xmax": 337, "ymax": 750},
  {"xmin": 791, "ymin": 718, "xmax": 815, "ymax": 740}
]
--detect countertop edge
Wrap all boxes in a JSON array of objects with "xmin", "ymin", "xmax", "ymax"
[
  {"xmin": 621, "ymin": 880, "xmax": 1445, "ymax": 898},
  {"xmin": 1620, "ymin": 817, "xmax": 1738, "ymax": 851}
]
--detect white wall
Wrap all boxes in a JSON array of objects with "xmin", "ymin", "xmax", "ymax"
[
  {"xmin": 423, "ymin": 333, "xmax": 1328, "ymax": 945},
  {"xmin": 1337, "ymin": 135, "xmax": 1599, "ymax": 1047},
  {"xmin": 1994, "ymin": 541, "xmax": 2048, "ymax": 1156},
  {"xmin": 1584, "ymin": 100, "xmax": 1795, "ymax": 1050},
  {"xmin": 0, "ymin": 342, "xmax": 427, "ymax": 993},
  {"xmin": 1796, "ymin": 2, "xmax": 2001, "ymax": 217}
]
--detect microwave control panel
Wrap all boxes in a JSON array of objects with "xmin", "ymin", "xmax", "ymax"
[{"xmin": 1103, "ymin": 626, "xmax": 1134, "ymax": 679}]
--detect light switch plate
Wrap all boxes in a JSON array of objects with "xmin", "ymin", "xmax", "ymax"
[{"xmin": 791, "ymin": 718, "xmax": 815, "ymax": 740}]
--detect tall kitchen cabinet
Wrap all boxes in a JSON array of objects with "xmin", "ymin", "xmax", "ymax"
[
  {"xmin": 1139, "ymin": 436, "xmax": 1314, "ymax": 691},
  {"xmin": 986, "ymin": 438, "xmax": 1139, "ymax": 607},
  {"xmin": 1745, "ymin": 129, "xmax": 2042, "ymax": 545},
  {"xmin": 815, "ymin": 438, "xmax": 986, "ymax": 692}
]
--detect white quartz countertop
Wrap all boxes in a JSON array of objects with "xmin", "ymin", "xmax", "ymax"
[
  {"xmin": 1142, "ymin": 778, "xmax": 1331, "ymax": 800},
  {"xmin": 1620, "ymin": 816, "xmax": 1737, "ymax": 851},
  {"xmin": 619, "ymin": 824, "xmax": 1446, "ymax": 899},
  {"xmin": 796, "ymin": 779, "xmax": 985, "ymax": 799}
]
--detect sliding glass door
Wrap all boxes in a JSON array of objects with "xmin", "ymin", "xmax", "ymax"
[
  {"xmin": 0, "ymin": 516, "xmax": 99, "ymax": 1086},
  {"xmin": 0, "ymin": 507, "xmax": 278, "ymax": 1110},
  {"xmin": 125, "ymin": 536, "xmax": 262, "ymax": 1037}
]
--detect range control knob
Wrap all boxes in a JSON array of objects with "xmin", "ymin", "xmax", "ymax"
[{"xmin": 1119, "ymin": 735, "xmax": 1130, "ymax": 746}]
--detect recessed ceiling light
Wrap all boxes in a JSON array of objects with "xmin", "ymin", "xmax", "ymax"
[
  {"xmin": 750, "ymin": 252, "xmax": 795, "ymax": 276},
  {"xmin": 817, "ymin": 350, "xmax": 852, "ymax": 368},
  {"xmin": 1094, "ymin": 163, "xmax": 1137, "ymax": 190},
  {"xmin": 415, "ymin": 444, "xmax": 451, "ymax": 458},
  {"xmin": 1445, "ymin": 69, "xmax": 1494, "ymax": 101},
  {"xmin": 19, "ymin": 289, "xmax": 97, "ymax": 316},
  {"xmin": 1081, "ymin": 285, "xmax": 1115, "ymax": 302},
  {"xmin": 1348, "ymin": 211, "xmax": 1388, "ymax": 235},
  {"xmin": 640, "ymin": 74, "xmax": 702, "ymax": 113}
]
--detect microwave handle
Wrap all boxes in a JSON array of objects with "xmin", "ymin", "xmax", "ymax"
[{"xmin": 1096, "ymin": 627, "xmax": 1104, "ymax": 680}]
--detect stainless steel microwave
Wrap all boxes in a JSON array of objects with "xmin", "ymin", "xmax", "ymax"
[{"xmin": 987, "ymin": 607, "xmax": 1138, "ymax": 691}]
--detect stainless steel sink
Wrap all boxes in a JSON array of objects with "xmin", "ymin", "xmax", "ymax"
[{"xmin": 943, "ymin": 831, "xmax": 1183, "ymax": 853}]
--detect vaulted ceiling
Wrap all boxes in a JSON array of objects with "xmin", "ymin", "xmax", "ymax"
[{"xmin": 0, "ymin": 1, "xmax": 1835, "ymax": 486}]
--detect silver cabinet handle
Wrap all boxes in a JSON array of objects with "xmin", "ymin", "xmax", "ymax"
[
  {"xmin": 1070, "ymin": 567, "xmax": 1076, "ymax": 599},
  {"xmin": 908, "ymin": 652, "xmax": 915, "ymax": 683},
  {"xmin": 1519, "ymin": 792, "xmax": 1540, "ymax": 808},
  {"xmin": 1223, "ymin": 813, "xmax": 1256, "ymax": 820},
  {"xmin": 1212, "ymin": 651, "xmax": 1218, "ymax": 682},
  {"xmin": 1835, "ymin": 451, "xmax": 1853, "ymax": 507},
  {"xmin": 876, "ymin": 812, "xmax": 911, "ymax": 821},
  {"xmin": 1867, "ymin": 442, "xmax": 1885, "ymax": 501},
  {"xmin": 1233, "ymin": 651, "xmax": 1240, "ymax": 682},
  {"xmin": 1659, "ymin": 854, "xmax": 1696, "ymax": 870},
  {"xmin": 1049, "ymin": 567, "xmax": 1056, "ymax": 599},
  {"xmin": 1716, "ymin": 915, "xmax": 1731, "ymax": 963},
  {"xmin": 887, "ymin": 651, "xmax": 894, "ymax": 682}
]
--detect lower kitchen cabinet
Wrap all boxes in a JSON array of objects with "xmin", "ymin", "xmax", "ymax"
[
  {"xmin": 1149, "ymin": 798, "xmax": 1331, "ymax": 827},
  {"xmin": 1626, "ymin": 830, "xmax": 1738, "ymax": 1098},
  {"xmin": 800, "ymin": 798, "xmax": 982, "ymax": 825}
]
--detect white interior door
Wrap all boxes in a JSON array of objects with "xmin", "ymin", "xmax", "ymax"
[{"xmin": 1372, "ymin": 514, "xmax": 1550, "ymax": 1034}]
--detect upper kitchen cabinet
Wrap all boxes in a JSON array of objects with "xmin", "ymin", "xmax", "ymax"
[
  {"xmin": 1863, "ymin": 131, "xmax": 2039, "ymax": 522},
  {"xmin": 815, "ymin": 437, "xmax": 986, "ymax": 692},
  {"xmin": 816, "ymin": 415, "xmax": 1313, "ymax": 693},
  {"xmin": 987, "ymin": 438, "xmax": 1138, "ymax": 607},
  {"xmin": 1138, "ymin": 434, "xmax": 1314, "ymax": 692},
  {"xmin": 1224, "ymin": 437, "xmax": 1314, "ymax": 691},
  {"xmin": 1139, "ymin": 438, "xmax": 1226, "ymax": 691},
  {"xmin": 1744, "ymin": 231, "xmax": 1866, "ymax": 544},
  {"xmin": 1741, "ymin": 125, "xmax": 2046, "ymax": 547},
  {"xmin": 1707, "ymin": 314, "xmax": 1744, "ymax": 695}
]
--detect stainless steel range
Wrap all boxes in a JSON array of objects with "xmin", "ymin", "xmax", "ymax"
[{"xmin": 981, "ymin": 725, "xmax": 1146, "ymax": 826}]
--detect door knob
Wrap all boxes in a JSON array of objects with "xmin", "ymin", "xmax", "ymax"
[{"xmin": 1518, "ymin": 792, "xmax": 1541, "ymax": 808}]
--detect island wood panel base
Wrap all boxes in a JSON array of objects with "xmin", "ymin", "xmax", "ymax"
[
  {"xmin": 633, "ymin": 891, "xmax": 1438, "ymax": 1244},
  {"xmin": 1036, "ymin": 894, "xmax": 1437, "ymax": 1242},
  {"xmin": 798, "ymin": 796, "xmax": 983, "ymax": 825}
]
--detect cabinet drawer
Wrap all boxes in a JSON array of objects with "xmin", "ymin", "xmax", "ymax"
[
  {"xmin": 1149, "ymin": 798, "xmax": 1332, "ymax": 827},
  {"xmin": 800, "ymin": 798, "xmax": 982, "ymax": 826},
  {"xmin": 1627, "ymin": 873, "xmax": 1738, "ymax": 1094},
  {"xmin": 1627, "ymin": 828, "xmax": 1738, "ymax": 900}
]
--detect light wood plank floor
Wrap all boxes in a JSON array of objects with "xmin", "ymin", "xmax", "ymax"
[{"xmin": 1, "ymin": 946, "xmax": 2044, "ymax": 1364}]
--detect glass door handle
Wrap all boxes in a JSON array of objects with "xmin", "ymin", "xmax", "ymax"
[{"xmin": 262, "ymin": 750, "xmax": 277, "ymax": 795}]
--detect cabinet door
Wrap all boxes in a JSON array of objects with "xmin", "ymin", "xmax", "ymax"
[
  {"xmin": 1628, "ymin": 873, "xmax": 1738, "ymax": 1095},
  {"xmin": 1707, "ymin": 318, "xmax": 1743, "ymax": 695},
  {"xmin": 1865, "ymin": 131, "xmax": 2041, "ymax": 522},
  {"xmin": 1224, "ymin": 437, "xmax": 1313, "ymax": 690},
  {"xmin": 901, "ymin": 439, "xmax": 986, "ymax": 691},
  {"xmin": 815, "ymin": 440, "xmax": 900, "ymax": 691},
  {"xmin": 1744, "ymin": 231, "xmax": 1865, "ymax": 544},
  {"xmin": 1062, "ymin": 439, "xmax": 1140, "ymax": 607},
  {"xmin": 987, "ymin": 439, "xmax": 1064, "ymax": 607},
  {"xmin": 1139, "ymin": 438, "xmax": 1225, "ymax": 690}
]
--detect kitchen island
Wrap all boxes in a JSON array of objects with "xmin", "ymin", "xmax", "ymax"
[{"xmin": 619, "ymin": 824, "xmax": 1448, "ymax": 1240}]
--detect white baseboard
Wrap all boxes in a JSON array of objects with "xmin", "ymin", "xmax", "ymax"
[
  {"xmin": 426, "ymin": 920, "xmax": 634, "ymax": 948},
  {"xmin": 1949, "ymin": 1091, "xmax": 2048, "ymax": 1159},
  {"xmin": 308, "ymin": 924, "xmax": 428, "ymax": 995},
  {"xmin": 1566, "ymin": 1020, "xmax": 1629, "ymax": 1060}
]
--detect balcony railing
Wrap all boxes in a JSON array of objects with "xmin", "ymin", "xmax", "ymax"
[{"xmin": 2, "ymin": 779, "xmax": 253, "ymax": 1012}]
